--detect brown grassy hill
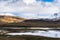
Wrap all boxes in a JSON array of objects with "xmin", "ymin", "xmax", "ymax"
[
  {"xmin": 0, "ymin": 16, "xmax": 60, "ymax": 28},
  {"xmin": 0, "ymin": 16, "xmax": 27, "ymax": 23},
  {"xmin": 0, "ymin": 16, "xmax": 27, "ymax": 26}
]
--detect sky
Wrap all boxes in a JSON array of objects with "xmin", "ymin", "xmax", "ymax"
[{"xmin": 0, "ymin": 0, "xmax": 60, "ymax": 19}]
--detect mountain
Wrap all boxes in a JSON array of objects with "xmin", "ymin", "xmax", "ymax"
[{"xmin": 0, "ymin": 16, "xmax": 60, "ymax": 28}]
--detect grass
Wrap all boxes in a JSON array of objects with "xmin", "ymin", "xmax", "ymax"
[{"xmin": 0, "ymin": 35, "xmax": 60, "ymax": 40}]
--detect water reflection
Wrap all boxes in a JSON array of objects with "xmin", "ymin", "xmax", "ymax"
[
  {"xmin": 5, "ymin": 30, "xmax": 60, "ymax": 38},
  {"xmin": 0, "ymin": 27, "xmax": 60, "ymax": 38}
]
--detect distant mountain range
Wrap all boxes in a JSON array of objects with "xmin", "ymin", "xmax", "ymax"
[{"xmin": 0, "ymin": 16, "xmax": 60, "ymax": 27}]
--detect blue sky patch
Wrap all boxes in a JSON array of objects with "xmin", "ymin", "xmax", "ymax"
[{"xmin": 42, "ymin": 0, "xmax": 54, "ymax": 2}]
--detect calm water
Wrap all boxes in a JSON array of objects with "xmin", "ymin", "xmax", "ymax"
[
  {"xmin": 6, "ymin": 29, "xmax": 60, "ymax": 38},
  {"xmin": 0, "ymin": 27, "xmax": 60, "ymax": 38}
]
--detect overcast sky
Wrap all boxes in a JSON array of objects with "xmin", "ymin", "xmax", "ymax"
[{"xmin": 0, "ymin": 0, "xmax": 60, "ymax": 19}]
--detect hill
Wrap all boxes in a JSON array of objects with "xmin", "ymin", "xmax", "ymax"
[
  {"xmin": 20, "ymin": 19, "xmax": 60, "ymax": 28},
  {"xmin": 0, "ymin": 16, "xmax": 60, "ymax": 28},
  {"xmin": 0, "ymin": 16, "xmax": 27, "ymax": 26},
  {"xmin": 0, "ymin": 16, "xmax": 27, "ymax": 23}
]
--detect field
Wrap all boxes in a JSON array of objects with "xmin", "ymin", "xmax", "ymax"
[{"xmin": 0, "ymin": 35, "xmax": 60, "ymax": 40}]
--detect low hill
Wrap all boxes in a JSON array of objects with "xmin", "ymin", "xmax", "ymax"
[
  {"xmin": 0, "ymin": 16, "xmax": 60, "ymax": 28},
  {"xmin": 0, "ymin": 16, "xmax": 27, "ymax": 23},
  {"xmin": 19, "ymin": 19, "xmax": 60, "ymax": 28},
  {"xmin": 0, "ymin": 16, "xmax": 27, "ymax": 26}
]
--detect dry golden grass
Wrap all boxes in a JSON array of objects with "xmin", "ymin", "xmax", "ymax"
[{"xmin": 0, "ymin": 16, "xmax": 27, "ymax": 23}]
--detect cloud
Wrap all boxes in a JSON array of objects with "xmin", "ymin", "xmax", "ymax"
[
  {"xmin": 0, "ymin": 12, "xmax": 15, "ymax": 16},
  {"xmin": 23, "ymin": 0, "xmax": 36, "ymax": 5},
  {"xmin": 0, "ymin": 0, "xmax": 59, "ymax": 19}
]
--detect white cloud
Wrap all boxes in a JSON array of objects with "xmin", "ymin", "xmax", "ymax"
[
  {"xmin": 23, "ymin": 0, "xmax": 36, "ymax": 5},
  {"xmin": 0, "ymin": 0, "xmax": 59, "ymax": 19},
  {"xmin": 0, "ymin": 12, "xmax": 15, "ymax": 16}
]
